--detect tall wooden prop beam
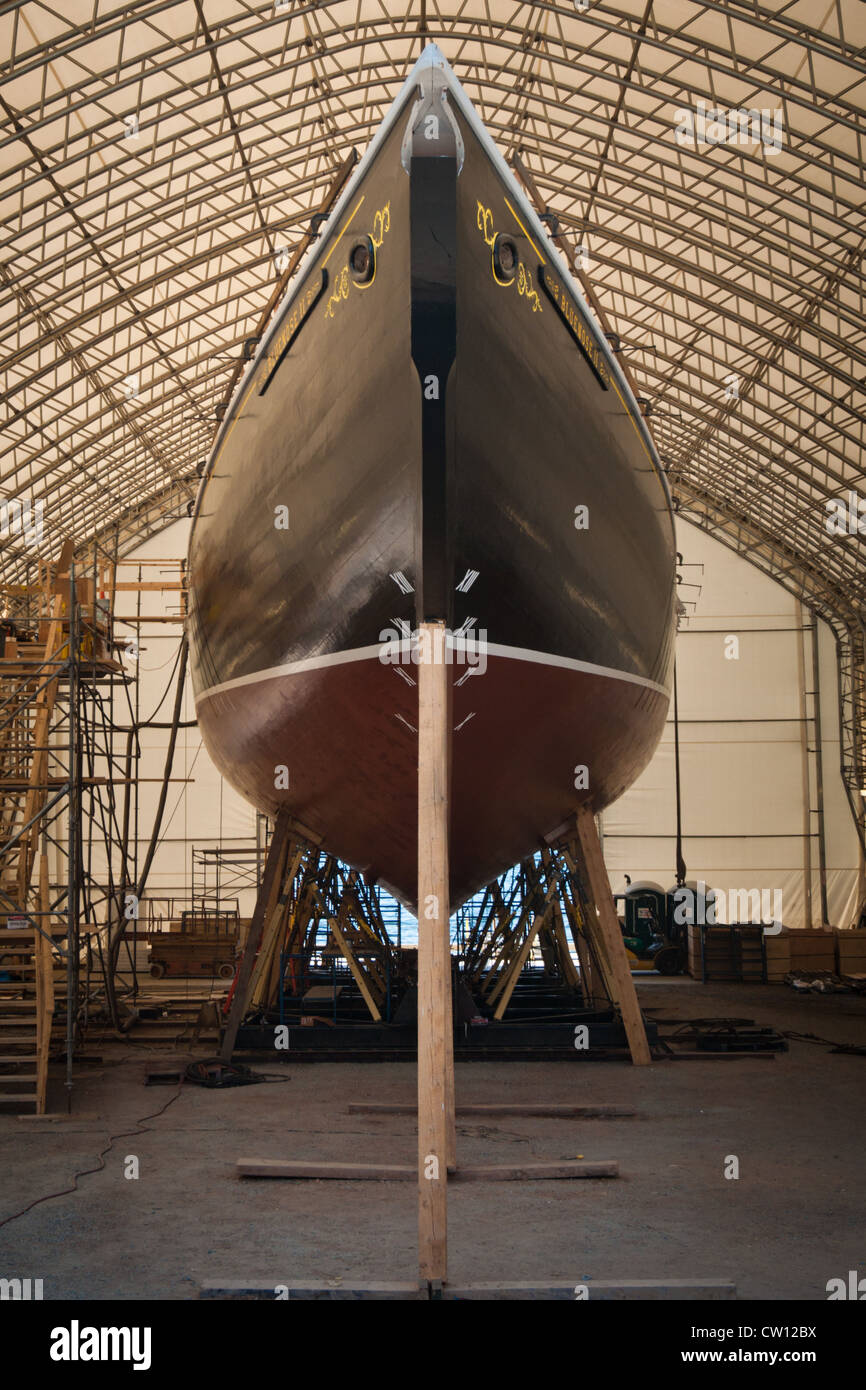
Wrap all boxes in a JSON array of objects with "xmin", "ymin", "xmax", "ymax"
[
  {"xmin": 417, "ymin": 621, "xmax": 453, "ymax": 1282},
  {"xmin": 572, "ymin": 806, "xmax": 652, "ymax": 1066},
  {"xmin": 220, "ymin": 807, "xmax": 293, "ymax": 1061}
]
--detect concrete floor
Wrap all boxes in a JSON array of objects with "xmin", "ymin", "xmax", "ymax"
[{"xmin": 1, "ymin": 977, "xmax": 864, "ymax": 1300}]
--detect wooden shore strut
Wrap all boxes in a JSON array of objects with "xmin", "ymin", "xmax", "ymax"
[{"xmin": 416, "ymin": 621, "xmax": 455, "ymax": 1283}]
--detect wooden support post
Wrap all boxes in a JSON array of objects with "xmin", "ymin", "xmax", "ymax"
[
  {"xmin": 417, "ymin": 621, "xmax": 453, "ymax": 1283},
  {"xmin": 220, "ymin": 808, "xmax": 293, "ymax": 1060},
  {"xmin": 572, "ymin": 806, "xmax": 651, "ymax": 1066}
]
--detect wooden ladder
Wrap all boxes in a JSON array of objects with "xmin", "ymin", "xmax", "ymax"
[{"xmin": 0, "ymin": 857, "xmax": 59, "ymax": 1113}]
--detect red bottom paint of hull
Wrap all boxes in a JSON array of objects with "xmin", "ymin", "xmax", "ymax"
[{"xmin": 195, "ymin": 652, "xmax": 668, "ymax": 910}]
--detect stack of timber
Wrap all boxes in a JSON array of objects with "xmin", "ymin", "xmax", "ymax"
[
  {"xmin": 764, "ymin": 928, "xmax": 836, "ymax": 983},
  {"xmin": 834, "ymin": 929, "xmax": 866, "ymax": 980},
  {"xmin": 688, "ymin": 924, "xmax": 765, "ymax": 982}
]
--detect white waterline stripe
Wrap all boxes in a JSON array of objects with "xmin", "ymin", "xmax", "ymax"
[
  {"xmin": 195, "ymin": 641, "xmax": 669, "ymax": 704},
  {"xmin": 196, "ymin": 645, "xmax": 385, "ymax": 701},
  {"xmin": 481, "ymin": 642, "xmax": 670, "ymax": 697}
]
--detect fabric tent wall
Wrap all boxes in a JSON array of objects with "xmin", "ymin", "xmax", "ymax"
[
  {"xmin": 602, "ymin": 524, "xmax": 862, "ymax": 930},
  {"xmin": 120, "ymin": 516, "xmax": 862, "ymax": 928},
  {"xmin": 114, "ymin": 518, "xmax": 259, "ymax": 920}
]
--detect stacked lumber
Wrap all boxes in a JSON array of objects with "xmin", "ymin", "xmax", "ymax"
[
  {"xmin": 763, "ymin": 932, "xmax": 790, "ymax": 983},
  {"xmin": 764, "ymin": 929, "xmax": 836, "ymax": 982},
  {"xmin": 686, "ymin": 924, "xmax": 701, "ymax": 978},
  {"xmin": 687, "ymin": 924, "xmax": 765, "ymax": 981},
  {"xmin": 834, "ymin": 929, "xmax": 866, "ymax": 979}
]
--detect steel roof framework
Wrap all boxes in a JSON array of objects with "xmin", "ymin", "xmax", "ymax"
[{"xmin": 1, "ymin": 0, "xmax": 864, "ymax": 837}]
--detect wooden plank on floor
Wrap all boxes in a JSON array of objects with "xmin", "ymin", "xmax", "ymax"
[
  {"xmin": 347, "ymin": 1103, "xmax": 636, "ymax": 1117},
  {"xmin": 455, "ymin": 1161, "xmax": 618, "ymax": 1180},
  {"xmin": 236, "ymin": 1159, "xmax": 415, "ymax": 1180},
  {"xmin": 236, "ymin": 1157, "xmax": 617, "ymax": 1180},
  {"xmin": 200, "ymin": 1282, "xmax": 425, "ymax": 1300},
  {"xmin": 199, "ymin": 1278, "xmax": 735, "ymax": 1301},
  {"xmin": 440, "ymin": 1280, "xmax": 736, "ymax": 1300},
  {"xmin": 663, "ymin": 1051, "xmax": 777, "ymax": 1061}
]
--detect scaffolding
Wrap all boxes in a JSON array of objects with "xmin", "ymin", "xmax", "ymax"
[{"xmin": 0, "ymin": 540, "xmax": 140, "ymax": 1111}]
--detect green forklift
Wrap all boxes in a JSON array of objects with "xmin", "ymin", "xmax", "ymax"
[{"xmin": 615, "ymin": 879, "xmax": 686, "ymax": 975}]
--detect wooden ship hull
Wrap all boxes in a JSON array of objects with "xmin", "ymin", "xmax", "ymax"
[{"xmin": 187, "ymin": 46, "xmax": 676, "ymax": 911}]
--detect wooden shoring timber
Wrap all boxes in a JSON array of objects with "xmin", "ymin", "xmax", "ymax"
[
  {"xmin": 325, "ymin": 910, "xmax": 382, "ymax": 1022},
  {"xmin": 278, "ymin": 854, "xmax": 323, "ymax": 994},
  {"xmin": 465, "ymin": 884, "xmax": 515, "ymax": 988},
  {"xmin": 288, "ymin": 861, "xmax": 324, "ymax": 961},
  {"xmin": 341, "ymin": 873, "xmax": 389, "ymax": 958},
  {"xmin": 538, "ymin": 847, "xmax": 581, "ymax": 990},
  {"xmin": 536, "ymin": 851, "xmax": 558, "ymax": 977},
  {"xmin": 344, "ymin": 868, "xmax": 391, "ymax": 951},
  {"xmin": 250, "ymin": 886, "xmax": 291, "ymax": 1008},
  {"xmin": 491, "ymin": 876, "xmax": 559, "ymax": 1021},
  {"xmin": 249, "ymin": 841, "xmax": 308, "ymax": 1009},
  {"xmin": 567, "ymin": 808, "xmax": 651, "ymax": 1066},
  {"xmin": 557, "ymin": 849, "xmax": 606, "ymax": 1008},
  {"xmin": 247, "ymin": 840, "xmax": 296, "ymax": 1008},
  {"xmin": 536, "ymin": 915, "xmax": 557, "ymax": 975},
  {"xmin": 481, "ymin": 860, "xmax": 546, "ymax": 1004},
  {"xmin": 220, "ymin": 809, "xmax": 294, "ymax": 1060},
  {"xmin": 558, "ymin": 843, "xmax": 619, "ymax": 1006},
  {"xmin": 484, "ymin": 868, "xmax": 549, "ymax": 1006},
  {"xmin": 548, "ymin": 896, "xmax": 582, "ymax": 993},
  {"xmin": 325, "ymin": 886, "xmax": 392, "ymax": 1010},
  {"xmin": 416, "ymin": 621, "xmax": 453, "ymax": 1283},
  {"xmin": 460, "ymin": 881, "xmax": 491, "ymax": 972},
  {"xmin": 478, "ymin": 894, "xmax": 531, "ymax": 999},
  {"xmin": 460, "ymin": 882, "xmax": 491, "ymax": 975},
  {"xmin": 299, "ymin": 888, "xmax": 323, "ymax": 961}
]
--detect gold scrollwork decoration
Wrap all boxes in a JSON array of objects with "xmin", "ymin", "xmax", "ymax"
[
  {"xmin": 476, "ymin": 200, "xmax": 495, "ymax": 247},
  {"xmin": 517, "ymin": 262, "xmax": 542, "ymax": 313},
  {"xmin": 325, "ymin": 202, "xmax": 392, "ymax": 319},
  {"xmin": 476, "ymin": 199, "xmax": 541, "ymax": 310},
  {"xmin": 371, "ymin": 202, "xmax": 391, "ymax": 248},
  {"xmin": 324, "ymin": 265, "xmax": 350, "ymax": 319}
]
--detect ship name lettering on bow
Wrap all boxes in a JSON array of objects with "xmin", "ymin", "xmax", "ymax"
[{"xmin": 541, "ymin": 268, "xmax": 610, "ymax": 389}]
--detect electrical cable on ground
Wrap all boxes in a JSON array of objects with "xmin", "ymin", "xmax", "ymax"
[
  {"xmin": 0, "ymin": 1087, "xmax": 184, "ymax": 1231},
  {"xmin": 183, "ymin": 1059, "xmax": 290, "ymax": 1086}
]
